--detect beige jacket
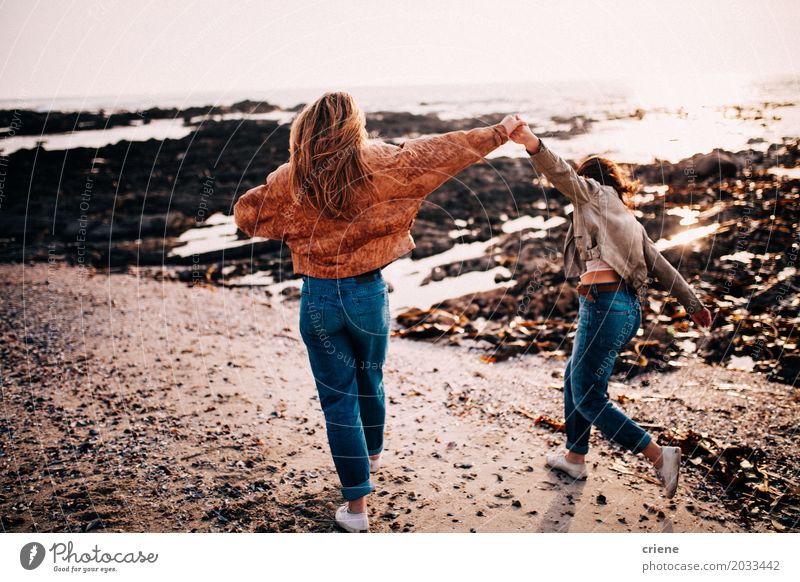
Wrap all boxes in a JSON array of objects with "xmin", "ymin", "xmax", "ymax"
[
  {"xmin": 529, "ymin": 142, "xmax": 704, "ymax": 314},
  {"xmin": 234, "ymin": 125, "xmax": 508, "ymax": 278}
]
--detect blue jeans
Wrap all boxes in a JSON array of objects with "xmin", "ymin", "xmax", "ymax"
[
  {"xmin": 563, "ymin": 286, "xmax": 651, "ymax": 455},
  {"xmin": 299, "ymin": 274, "xmax": 389, "ymax": 501}
]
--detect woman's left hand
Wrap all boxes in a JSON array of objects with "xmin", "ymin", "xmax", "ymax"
[
  {"xmin": 500, "ymin": 114, "xmax": 525, "ymax": 136},
  {"xmin": 690, "ymin": 307, "xmax": 712, "ymax": 328}
]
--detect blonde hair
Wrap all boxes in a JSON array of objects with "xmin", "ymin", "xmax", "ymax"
[{"xmin": 289, "ymin": 92, "xmax": 372, "ymax": 219}]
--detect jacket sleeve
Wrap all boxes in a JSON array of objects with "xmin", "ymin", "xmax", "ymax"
[
  {"xmin": 233, "ymin": 167, "xmax": 287, "ymax": 240},
  {"xmin": 528, "ymin": 141, "xmax": 598, "ymax": 207},
  {"xmin": 387, "ymin": 124, "xmax": 508, "ymax": 198},
  {"xmin": 641, "ymin": 227, "xmax": 704, "ymax": 314}
]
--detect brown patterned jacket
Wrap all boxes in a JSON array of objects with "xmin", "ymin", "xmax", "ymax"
[{"xmin": 233, "ymin": 124, "xmax": 508, "ymax": 278}]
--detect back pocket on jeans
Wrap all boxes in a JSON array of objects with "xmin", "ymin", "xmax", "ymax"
[
  {"xmin": 299, "ymin": 294, "xmax": 325, "ymax": 335},
  {"xmin": 353, "ymin": 289, "xmax": 390, "ymax": 334},
  {"xmin": 353, "ymin": 286, "xmax": 388, "ymax": 314}
]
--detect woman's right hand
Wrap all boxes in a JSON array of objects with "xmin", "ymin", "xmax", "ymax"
[{"xmin": 508, "ymin": 116, "xmax": 541, "ymax": 154}]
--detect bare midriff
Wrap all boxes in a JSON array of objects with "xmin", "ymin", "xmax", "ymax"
[{"xmin": 580, "ymin": 268, "xmax": 622, "ymax": 285}]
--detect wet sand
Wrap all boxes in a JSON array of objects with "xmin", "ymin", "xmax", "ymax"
[{"xmin": 2, "ymin": 263, "xmax": 795, "ymax": 533}]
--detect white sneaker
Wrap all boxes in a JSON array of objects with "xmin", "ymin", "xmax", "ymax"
[
  {"xmin": 369, "ymin": 455, "xmax": 382, "ymax": 473},
  {"xmin": 656, "ymin": 446, "xmax": 681, "ymax": 498},
  {"xmin": 545, "ymin": 452, "xmax": 589, "ymax": 480},
  {"xmin": 334, "ymin": 504, "xmax": 369, "ymax": 533}
]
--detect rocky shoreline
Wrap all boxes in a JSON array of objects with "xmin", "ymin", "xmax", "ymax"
[
  {"xmin": 1, "ymin": 105, "xmax": 797, "ymax": 388},
  {"xmin": 396, "ymin": 146, "xmax": 800, "ymax": 386}
]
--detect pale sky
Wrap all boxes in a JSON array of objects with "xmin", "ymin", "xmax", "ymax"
[{"xmin": 1, "ymin": 0, "xmax": 798, "ymax": 101}]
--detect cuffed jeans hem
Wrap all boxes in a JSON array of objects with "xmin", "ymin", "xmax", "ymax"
[
  {"xmin": 341, "ymin": 478, "xmax": 374, "ymax": 501},
  {"xmin": 629, "ymin": 433, "xmax": 653, "ymax": 455},
  {"xmin": 367, "ymin": 445, "xmax": 383, "ymax": 457},
  {"xmin": 565, "ymin": 440, "xmax": 589, "ymax": 455}
]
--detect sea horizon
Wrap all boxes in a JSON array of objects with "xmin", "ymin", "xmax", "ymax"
[{"xmin": 2, "ymin": 74, "xmax": 798, "ymax": 164}]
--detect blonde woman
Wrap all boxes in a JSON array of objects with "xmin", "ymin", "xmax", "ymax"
[
  {"xmin": 235, "ymin": 92, "xmax": 522, "ymax": 531},
  {"xmin": 509, "ymin": 119, "xmax": 713, "ymax": 498}
]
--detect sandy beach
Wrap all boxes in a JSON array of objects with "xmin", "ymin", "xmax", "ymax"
[{"xmin": 2, "ymin": 263, "xmax": 796, "ymax": 533}]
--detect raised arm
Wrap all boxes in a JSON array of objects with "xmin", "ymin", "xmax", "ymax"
[
  {"xmin": 233, "ymin": 164, "xmax": 290, "ymax": 240},
  {"xmin": 641, "ymin": 225, "xmax": 712, "ymax": 326},
  {"xmin": 510, "ymin": 121, "xmax": 597, "ymax": 206},
  {"xmin": 383, "ymin": 115, "xmax": 521, "ymax": 198}
]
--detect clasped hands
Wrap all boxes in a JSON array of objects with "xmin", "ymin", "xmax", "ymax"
[{"xmin": 499, "ymin": 114, "xmax": 541, "ymax": 154}]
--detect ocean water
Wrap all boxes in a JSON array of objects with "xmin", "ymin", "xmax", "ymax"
[{"xmin": 1, "ymin": 76, "xmax": 797, "ymax": 163}]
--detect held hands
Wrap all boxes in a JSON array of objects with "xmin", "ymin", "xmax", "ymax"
[
  {"xmin": 507, "ymin": 114, "xmax": 541, "ymax": 154},
  {"xmin": 690, "ymin": 307, "xmax": 713, "ymax": 328},
  {"xmin": 500, "ymin": 114, "xmax": 525, "ymax": 138}
]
